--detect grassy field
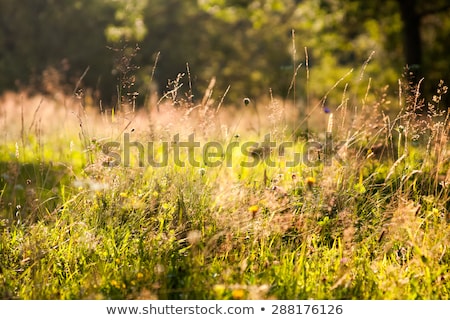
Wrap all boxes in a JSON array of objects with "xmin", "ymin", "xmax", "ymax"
[{"xmin": 0, "ymin": 76, "xmax": 449, "ymax": 300}]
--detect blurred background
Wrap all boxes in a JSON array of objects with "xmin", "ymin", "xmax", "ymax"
[{"xmin": 0, "ymin": 0, "xmax": 449, "ymax": 107}]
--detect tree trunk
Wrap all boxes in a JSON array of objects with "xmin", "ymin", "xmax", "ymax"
[{"xmin": 396, "ymin": 0, "xmax": 423, "ymax": 83}]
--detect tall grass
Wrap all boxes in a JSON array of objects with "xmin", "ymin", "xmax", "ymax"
[{"xmin": 0, "ymin": 67, "xmax": 449, "ymax": 300}]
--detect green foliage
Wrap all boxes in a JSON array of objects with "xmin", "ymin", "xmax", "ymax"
[
  {"xmin": 0, "ymin": 0, "xmax": 449, "ymax": 105},
  {"xmin": 105, "ymin": 0, "xmax": 148, "ymax": 42}
]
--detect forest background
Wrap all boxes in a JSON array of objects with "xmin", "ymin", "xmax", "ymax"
[{"xmin": 1, "ymin": 0, "xmax": 449, "ymax": 108}]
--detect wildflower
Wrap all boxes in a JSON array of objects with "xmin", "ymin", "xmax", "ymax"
[
  {"xmin": 248, "ymin": 205, "xmax": 259, "ymax": 218},
  {"xmin": 110, "ymin": 280, "xmax": 120, "ymax": 289},
  {"xmin": 119, "ymin": 192, "xmax": 128, "ymax": 198},
  {"xmin": 152, "ymin": 191, "xmax": 159, "ymax": 198},
  {"xmin": 248, "ymin": 205, "xmax": 259, "ymax": 213},
  {"xmin": 137, "ymin": 272, "xmax": 144, "ymax": 280},
  {"xmin": 323, "ymin": 106, "xmax": 331, "ymax": 113},
  {"xmin": 231, "ymin": 288, "xmax": 246, "ymax": 300},
  {"xmin": 161, "ymin": 203, "xmax": 170, "ymax": 210},
  {"xmin": 305, "ymin": 176, "xmax": 316, "ymax": 189},
  {"xmin": 213, "ymin": 284, "xmax": 226, "ymax": 297}
]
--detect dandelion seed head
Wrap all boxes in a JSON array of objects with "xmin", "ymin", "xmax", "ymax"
[{"xmin": 187, "ymin": 230, "xmax": 202, "ymax": 245}]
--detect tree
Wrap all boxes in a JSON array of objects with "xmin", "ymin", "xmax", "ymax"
[
  {"xmin": 0, "ymin": 0, "xmax": 448, "ymax": 108},
  {"xmin": 0, "ymin": 0, "xmax": 118, "ymax": 95},
  {"xmin": 395, "ymin": 0, "xmax": 450, "ymax": 90}
]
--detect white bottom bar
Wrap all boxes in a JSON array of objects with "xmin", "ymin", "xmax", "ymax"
[{"xmin": 1, "ymin": 300, "xmax": 448, "ymax": 320}]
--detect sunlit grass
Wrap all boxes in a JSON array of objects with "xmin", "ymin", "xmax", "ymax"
[{"xmin": 0, "ymin": 79, "xmax": 449, "ymax": 300}]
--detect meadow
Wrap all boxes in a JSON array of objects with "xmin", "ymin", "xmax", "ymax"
[{"xmin": 0, "ymin": 71, "xmax": 449, "ymax": 299}]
